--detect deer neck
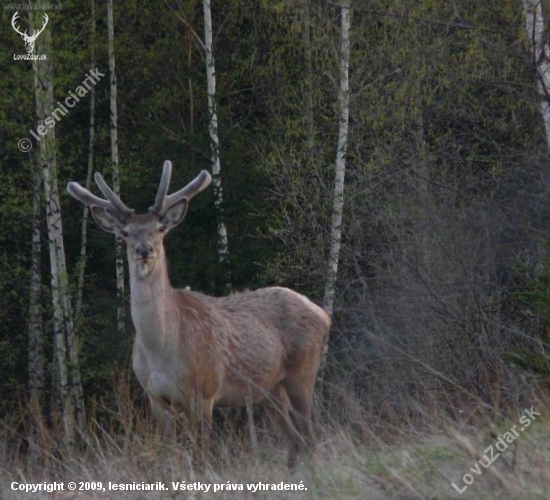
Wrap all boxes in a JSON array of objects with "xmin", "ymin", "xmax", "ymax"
[{"xmin": 128, "ymin": 246, "xmax": 176, "ymax": 341}]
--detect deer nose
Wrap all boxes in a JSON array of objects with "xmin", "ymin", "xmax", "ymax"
[{"xmin": 136, "ymin": 243, "xmax": 153, "ymax": 259}]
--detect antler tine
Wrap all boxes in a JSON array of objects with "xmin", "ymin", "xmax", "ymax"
[
  {"xmin": 67, "ymin": 182, "xmax": 113, "ymax": 211},
  {"xmin": 11, "ymin": 11, "xmax": 27, "ymax": 37},
  {"xmin": 94, "ymin": 172, "xmax": 134, "ymax": 217},
  {"xmin": 33, "ymin": 13, "xmax": 49, "ymax": 38},
  {"xmin": 149, "ymin": 160, "xmax": 173, "ymax": 214},
  {"xmin": 165, "ymin": 170, "xmax": 212, "ymax": 208}
]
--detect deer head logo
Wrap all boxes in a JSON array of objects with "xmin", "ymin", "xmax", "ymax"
[{"xmin": 11, "ymin": 11, "xmax": 49, "ymax": 54}]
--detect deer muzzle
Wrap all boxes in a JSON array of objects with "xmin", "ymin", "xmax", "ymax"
[{"xmin": 136, "ymin": 243, "xmax": 154, "ymax": 259}]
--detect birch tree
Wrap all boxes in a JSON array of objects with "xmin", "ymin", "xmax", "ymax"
[
  {"xmin": 75, "ymin": 0, "xmax": 97, "ymax": 324},
  {"xmin": 31, "ymin": 6, "xmax": 85, "ymax": 444},
  {"xmin": 203, "ymin": 0, "xmax": 229, "ymax": 268},
  {"xmin": 32, "ymin": 8, "xmax": 74, "ymax": 445},
  {"xmin": 185, "ymin": 0, "xmax": 197, "ymax": 170},
  {"xmin": 107, "ymin": 0, "xmax": 126, "ymax": 333},
  {"xmin": 523, "ymin": 0, "xmax": 550, "ymax": 149},
  {"xmin": 28, "ymin": 160, "xmax": 44, "ymax": 435},
  {"xmin": 322, "ymin": 1, "xmax": 351, "ymax": 318}
]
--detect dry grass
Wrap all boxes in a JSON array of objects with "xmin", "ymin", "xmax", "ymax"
[{"xmin": 1, "ymin": 384, "xmax": 550, "ymax": 500}]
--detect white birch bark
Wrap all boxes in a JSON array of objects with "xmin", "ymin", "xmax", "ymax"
[
  {"xmin": 107, "ymin": 0, "xmax": 126, "ymax": 334},
  {"xmin": 203, "ymin": 0, "xmax": 229, "ymax": 266},
  {"xmin": 31, "ymin": 9, "xmax": 74, "ymax": 445},
  {"xmin": 42, "ymin": 165, "xmax": 74, "ymax": 445},
  {"xmin": 323, "ymin": 2, "xmax": 351, "ymax": 318},
  {"xmin": 31, "ymin": 5, "xmax": 86, "ymax": 443},
  {"xmin": 523, "ymin": 0, "xmax": 550, "ymax": 148}
]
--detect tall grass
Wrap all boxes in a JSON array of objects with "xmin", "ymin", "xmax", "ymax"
[{"xmin": 1, "ymin": 374, "xmax": 549, "ymax": 499}]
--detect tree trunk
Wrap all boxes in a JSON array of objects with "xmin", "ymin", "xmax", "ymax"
[
  {"xmin": 186, "ymin": 2, "xmax": 197, "ymax": 170},
  {"xmin": 70, "ymin": 0, "xmax": 98, "ymax": 435},
  {"xmin": 322, "ymin": 1, "xmax": 351, "ymax": 318},
  {"xmin": 31, "ymin": 8, "xmax": 73, "ymax": 445},
  {"xmin": 31, "ymin": 5, "xmax": 85, "ymax": 445},
  {"xmin": 302, "ymin": 0, "xmax": 315, "ymax": 151},
  {"xmin": 28, "ymin": 160, "xmax": 44, "ymax": 439},
  {"xmin": 188, "ymin": 41, "xmax": 196, "ymax": 170},
  {"xmin": 107, "ymin": 0, "xmax": 126, "ymax": 334},
  {"xmin": 203, "ymin": 0, "xmax": 230, "ymax": 271},
  {"xmin": 42, "ymin": 166, "xmax": 74, "ymax": 445},
  {"xmin": 75, "ymin": 0, "xmax": 96, "ymax": 326},
  {"xmin": 522, "ymin": 0, "xmax": 550, "ymax": 148}
]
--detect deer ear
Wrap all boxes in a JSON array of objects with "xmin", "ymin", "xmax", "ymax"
[
  {"xmin": 90, "ymin": 205, "xmax": 124, "ymax": 234},
  {"xmin": 161, "ymin": 198, "xmax": 189, "ymax": 229}
]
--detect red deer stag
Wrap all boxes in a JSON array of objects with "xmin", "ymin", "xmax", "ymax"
[{"xmin": 67, "ymin": 161, "xmax": 331, "ymax": 467}]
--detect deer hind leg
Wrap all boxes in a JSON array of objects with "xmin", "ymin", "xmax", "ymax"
[
  {"xmin": 198, "ymin": 398, "xmax": 213, "ymax": 462},
  {"xmin": 267, "ymin": 383, "xmax": 302, "ymax": 468},
  {"xmin": 282, "ymin": 377, "xmax": 317, "ymax": 466}
]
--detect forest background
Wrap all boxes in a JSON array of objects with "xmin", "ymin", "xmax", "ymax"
[{"xmin": 1, "ymin": 0, "xmax": 550, "ymax": 498}]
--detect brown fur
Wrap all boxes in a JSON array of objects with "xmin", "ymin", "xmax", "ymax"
[{"xmin": 67, "ymin": 166, "xmax": 331, "ymax": 467}]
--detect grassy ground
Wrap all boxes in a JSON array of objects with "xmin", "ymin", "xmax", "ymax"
[{"xmin": 1, "ymin": 399, "xmax": 549, "ymax": 500}]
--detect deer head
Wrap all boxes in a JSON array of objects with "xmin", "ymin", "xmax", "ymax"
[
  {"xmin": 67, "ymin": 161, "xmax": 211, "ymax": 278},
  {"xmin": 11, "ymin": 11, "xmax": 49, "ymax": 54}
]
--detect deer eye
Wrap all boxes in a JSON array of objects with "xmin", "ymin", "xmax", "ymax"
[
  {"xmin": 121, "ymin": 229, "xmax": 129, "ymax": 237},
  {"xmin": 158, "ymin": 225, "xmax": 166, "ymax": 233}
]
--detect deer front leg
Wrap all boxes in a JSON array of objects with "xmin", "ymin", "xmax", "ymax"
[
  {"xmin": 149, "ymin": 396, "xmax": 176, "ymax": 440},
  {"xmin": 189, "ymin": 398, "xmax": 213, "ymax": 464}
]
